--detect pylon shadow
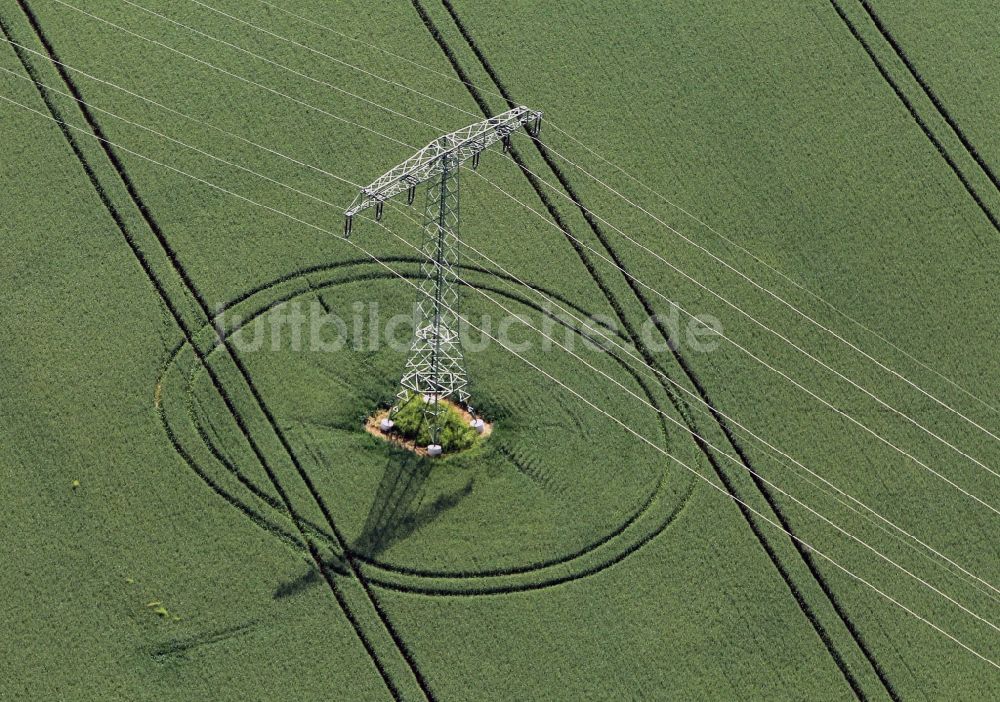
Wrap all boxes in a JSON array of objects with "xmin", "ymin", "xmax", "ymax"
[
  {"xmin": 354, "ymin": 447, "xmax": 473, "ymax": 558},
  {"xmin": 272, "ymin": 551, "xmax": 348, "ymax": 600},
  {"xmin": 273, "ymin": 447, "xmax": 473, "ymax": 600}
]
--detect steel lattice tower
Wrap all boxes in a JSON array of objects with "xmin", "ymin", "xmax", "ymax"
[
  {"xmin": 400, "ymin": 154, "xmax": 467, "ymax": 417},
  {"xmin": 345, "ymin": 106, "xmax": 542, "ymax": 444}
]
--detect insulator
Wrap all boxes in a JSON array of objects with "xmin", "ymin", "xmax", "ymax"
[
  {"xmin": 472, "ymin": 151, "xmax": 481, "ymax": 170},
  {"xmin": 532, "ymin": 116, "xmax": 542, "ymax": 137},
  {"xmin": 407, "ymin": 185, "xmax": 416, "ymax": 205},
  {"xmin": 375, "ymin": 201, "xmax": 384, "ymax": 221},
  {"xmin": 502, "ymin": 135, "xmax": 511, "ymax": 153},
  {"xmin": 343, "ymin": 215, "xmax": 353, "ymax": 237}
]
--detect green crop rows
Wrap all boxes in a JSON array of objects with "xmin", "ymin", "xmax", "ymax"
[{"xmin": 2, "ymin": 0, "xmax": 998, "ymax": 699}]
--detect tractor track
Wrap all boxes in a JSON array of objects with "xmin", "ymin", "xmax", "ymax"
[
  {"xmin": 164, "ymin": 261, "xmax": 691, "ymax": 593},
  {"xmin": 8, "ymin": 0, "xmax": 961, "ymax": 694},
  {"xmin": 181, "ymin": 248, "xmax": 685, "ymax": 582},
  {"xmin": 184, "ymin": 374, "xmax": 348, "ymax": 558},
  {"xmin": 184, "ymin": 265, "xmax": 616, "ymax": 541},
  {"xmin": 162, "ymin": 367, "xmax": 306, "ymax": 553},
  {"xmin": 413, "ymin": 0, "xmax": 903, "ymax": 697},
  {"xmin": 158, "ymin": 337, "xmax": 320, "ymax": 556},
  {"xmin": 7, "ymin": 3, "xmax": 433, "ymax": 698},
  {"xmin": 855, "ymin": 0, "xmax": 1000, "ymax": 200},
  {"xmin": 830, "ymin": 0, "xmax": 1000, "ymax": 239}
]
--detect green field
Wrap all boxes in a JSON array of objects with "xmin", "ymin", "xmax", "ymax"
[{"xmin": 2, "ymin": 1, "xmax": 998, "ymax": 699}]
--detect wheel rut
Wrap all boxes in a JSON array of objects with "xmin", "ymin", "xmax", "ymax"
[
  {"xmin": 160, "ymin": 261, "xmax": 693, "ymax": 596},
  {"xmin": 413, "ymin": 1, "xmax": 901, "ymax": 697},
  {"xmin": 5, "ymin": 4, "xmax": 433, "ymax": 697}
]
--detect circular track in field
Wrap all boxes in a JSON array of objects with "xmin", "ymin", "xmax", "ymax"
[{"xmin": 157, "ymin": 259, "xmax": 694, "ymax": 595}]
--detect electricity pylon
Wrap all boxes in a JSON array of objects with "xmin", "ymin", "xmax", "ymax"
[{"xmin": 345, "ymin": 106, "xmax": 542, "ymax": 446}]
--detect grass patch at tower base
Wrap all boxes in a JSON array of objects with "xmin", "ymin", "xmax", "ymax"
[{"xmin": 365, "ymin": 393, "xmax": 492, "ymax": 456}]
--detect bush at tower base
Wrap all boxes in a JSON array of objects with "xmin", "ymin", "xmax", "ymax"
[{"xmin": 392, "ymin": 392, "xmax": 478, "ymax": 453}]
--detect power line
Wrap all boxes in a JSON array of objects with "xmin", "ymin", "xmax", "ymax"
[
  {"xmin": 46, "ymin": 0, "xmax": 416, "ymax": 149},
  {"xmin": 9, "ymin": 41, "xmax": 993, "ymax": 606},
  {"xmin": 0, "ymin": 65, "xmax": 346, "ymax": 208},
  {"xmin": 540, "ymin": 119, "xmax": 1000, "ymax": 418},
  {"xmin": 188, "ymin": 0, "xmax": 476, "ymax": 123},
  {"xmin": 531, "ymin": 130, "xmax": 1000, "ymax": 442},
  {"xmin": 0, "ymin": 38, "xmax": 361, "ymax": 189},
  {"xmin": 98, "ymin": 0, "xmax": 999, "ymax": 480},
  {"xmin": 120, "ymin": 0, "xmax": 443, "ymax": 134},
  {"xmin": 388, "ymin": 195, "xmax": 1000, "ymax": 603},
  {"xmin": 2, "ymin": 89, "xmax": 993, "ymax": 669},
  {"xmin": 370, "ymin": 210, "xmax": 1000, "ymax": 635},
  {"xmin": 242, "ymin": 0, "xmax": 1000, "ymax": 423},
  {"xmin": 501, "ymin": 150, "xmax": 1000, "ymax": 476},
  {"xmin": 46, "ymin": 0, "xmax": 997, "ymax": 510},
  {"xmin": 472, "ymin": 170, "xmax": 1000, "ymax": 515}
]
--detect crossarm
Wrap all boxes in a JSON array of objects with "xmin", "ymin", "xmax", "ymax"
[{"xmin": 345, "ymin": 105, "xmax": 541, "ymax": 220}]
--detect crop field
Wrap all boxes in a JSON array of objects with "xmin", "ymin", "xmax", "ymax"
[{"xmin": 2, "ymin": 1, "xmax": 999, "ymax": 699}]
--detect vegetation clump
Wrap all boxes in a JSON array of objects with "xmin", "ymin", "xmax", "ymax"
[{"xmin": 392, "ymin": 393, "xmax": 477, "ymax": 452}]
